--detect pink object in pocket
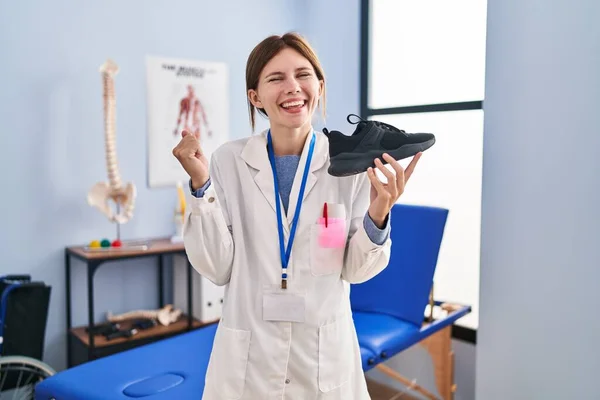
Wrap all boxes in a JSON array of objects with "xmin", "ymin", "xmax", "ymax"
[{"xmin": 317, "ymin": 217, "xmax": 346, "ymax": 248}]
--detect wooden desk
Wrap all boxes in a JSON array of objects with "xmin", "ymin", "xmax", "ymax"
[{"xmin": 65, "ymin": 237, "xmax": 203, "ymax": 367}]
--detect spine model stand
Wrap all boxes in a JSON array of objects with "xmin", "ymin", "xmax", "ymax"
[{"xmin": 87, "ymin": 59, "xmax": 136, "ymax": 226}]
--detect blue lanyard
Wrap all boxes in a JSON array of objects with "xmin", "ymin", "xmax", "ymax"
[{"xmin": 267, "ymin": 130, "xmax": 316, "ymax": 289}]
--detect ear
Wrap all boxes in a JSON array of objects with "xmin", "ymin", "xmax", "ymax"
[
  {"xmin": 247, "ymin": 89, "xmax": 263, "ymax": 108},
  {"xmin": 316, "ymin": 80, "xmax": 325, "ymax": 109}
]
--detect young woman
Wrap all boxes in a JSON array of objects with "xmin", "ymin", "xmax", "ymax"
[{"xmin": 172, "ymin": 32, "xmax": 421, "ymax": 400}]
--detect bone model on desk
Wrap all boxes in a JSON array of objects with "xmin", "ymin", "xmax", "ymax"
[{"xmin": 106, "ymin": 305, "xmax": 182, "ymax": 326}]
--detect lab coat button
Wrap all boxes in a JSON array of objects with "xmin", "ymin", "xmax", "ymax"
[
  {"xmin": 208, "ymin": 197, "xmax": 215, "ymax": 203},
  {"xmin": 285, "ymin": 378, "xmax": 290, "ymax": 384}
]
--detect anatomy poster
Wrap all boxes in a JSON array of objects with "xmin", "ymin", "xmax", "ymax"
[{"xmin": 146, "ymin": 55, "xmax": 228, "ymax": 188}]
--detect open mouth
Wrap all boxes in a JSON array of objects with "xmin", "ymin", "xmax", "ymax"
[{"xmin": 280, "ymin": 100, "xmax": 307, "ymax": 113}]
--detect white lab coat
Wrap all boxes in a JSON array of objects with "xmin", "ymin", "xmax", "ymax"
[{"xmin": 184, "ymin": 130, "xmax": 392, "ymax": 399}]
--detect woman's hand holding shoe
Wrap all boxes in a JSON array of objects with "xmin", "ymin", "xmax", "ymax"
[{"xmin": 367, "ymin": 152, "xmax": 422, "ymax": 228}]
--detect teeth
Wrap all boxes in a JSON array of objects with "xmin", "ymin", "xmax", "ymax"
[{"xmin": 282, "ymin": 101, "xmax": 304, "ymax": 108}]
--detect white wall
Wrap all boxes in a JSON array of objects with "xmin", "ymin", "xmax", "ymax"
[{"xmin": 477, "ymin": 0, "xmax": 600, "ymax": 398}]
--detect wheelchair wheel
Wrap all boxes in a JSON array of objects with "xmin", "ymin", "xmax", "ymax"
[{"xmin": 0, "ymin": 355, "xmax": 55, "ymax": 399}]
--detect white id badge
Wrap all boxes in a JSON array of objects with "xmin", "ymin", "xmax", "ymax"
[{"xmin": 263, "ymin": 292, "xmax": 305, "ymax": 323}]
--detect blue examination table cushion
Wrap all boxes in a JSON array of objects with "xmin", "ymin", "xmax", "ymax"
[
  {"xmin": 35, "ymin": 323, "xmax": 217, "ymax": 400},
  {"xmin": 353, "ymin": 312, "xmax": 419, "ymax": 358},
  {"xmin": 359, "ymin": 344, "xmax": 378, "ymax": 367}
]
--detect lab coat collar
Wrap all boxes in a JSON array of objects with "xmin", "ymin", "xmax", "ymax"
[{"xmin": 240, "ymin": 129, "xmax": 328, "ymax": 231}]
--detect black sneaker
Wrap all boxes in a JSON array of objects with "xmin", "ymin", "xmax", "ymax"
[{"xmin": 322, "ymin": 114, "xmax": 435, "ymax": 177}]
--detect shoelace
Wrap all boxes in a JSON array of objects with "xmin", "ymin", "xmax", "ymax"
[{"xmin": 346, "ymin": 114, "xmax": 407, "ymax": 135}]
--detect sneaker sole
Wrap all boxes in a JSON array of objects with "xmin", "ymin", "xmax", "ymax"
[{"xmin": 327, "ymin": 138, "xmax": 435, "ymax": 177}]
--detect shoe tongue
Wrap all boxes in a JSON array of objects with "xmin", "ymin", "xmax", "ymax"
[{"xmin": 352, "ymin": 121, "xmax": 368, "ymax": 136}]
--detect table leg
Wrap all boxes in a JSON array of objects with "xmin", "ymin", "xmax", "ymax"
[
  {"xmin": 87, "ymin": 261, "xmax": 100, "ymax": 361},
  {"xmin": 158, "ymin": 255, "xmax": 164, "ymax": 308},
  {"xmin": 65, "ymin": 251, "xmax": 72, "ymax": 367}
]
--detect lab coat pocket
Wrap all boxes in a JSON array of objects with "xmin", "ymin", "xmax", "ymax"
[
  {"xmin": 209, "ymin": 324, "xmax": 251, "ymax": 399},
  {"xmin": 318, "ymin": 316, "xmax": 352, "ymax": 392},
  {"xmin": 310, "ymin": 206, "xmax": 348, "ymax": 276}
]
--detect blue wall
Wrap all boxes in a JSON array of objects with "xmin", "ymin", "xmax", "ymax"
[
  {"xmin": 0, "ymin": 0, "xmax": 304, "ymax": 370},
  {"xmin": 303, "ymin": 0, "xmax": 362, "ymax": 131}
]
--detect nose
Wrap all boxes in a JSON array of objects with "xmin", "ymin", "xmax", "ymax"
[{"xmin": 284, "ymin": 77, "xmax": 301, "ymax": 94}]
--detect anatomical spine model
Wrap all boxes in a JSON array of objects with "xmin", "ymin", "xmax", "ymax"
[{"xmin": 87, "ymin": 59, "xmax": 136, "ymax": 224}]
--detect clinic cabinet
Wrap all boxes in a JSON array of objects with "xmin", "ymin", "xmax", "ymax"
[{"xmin": 64, "ymin": 237, "xmax": 214, "ymax": 367}]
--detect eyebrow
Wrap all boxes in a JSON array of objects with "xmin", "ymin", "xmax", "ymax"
[{"xmin": 264, "ymin": 67, "xmax": 312, "ymax": 79}]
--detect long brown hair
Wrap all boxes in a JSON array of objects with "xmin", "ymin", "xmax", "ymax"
[{"xmin": 245, "ymin": 32, "xmax": 327, "ymax": 131}]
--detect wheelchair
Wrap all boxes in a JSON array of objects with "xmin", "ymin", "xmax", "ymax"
[{"xmin": 0, "ymin": 275, "xmax": 55, "ymax": 399}]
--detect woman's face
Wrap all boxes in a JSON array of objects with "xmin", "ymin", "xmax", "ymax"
[{"xmin": 249, "ymin": 48, "xmax": 323, "ymax": 131}]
